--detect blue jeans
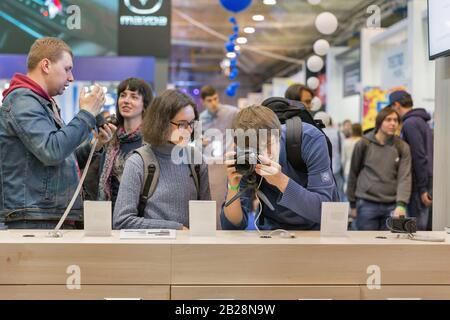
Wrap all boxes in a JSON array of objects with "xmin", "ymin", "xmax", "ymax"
[
  {"xmin": 5, "ymin": 220, "xmax": 76, "ymax": 230},
  {"xmin": 334, "ymin": 172, "xmax": 346, "ymax": 202},
  {"xmin": 408, "ymin": 190, "xmax": 431, "ymax": 231},
  {"xmin": 353, "ymin": 199, "xmax": 395, "ymax": 231}
]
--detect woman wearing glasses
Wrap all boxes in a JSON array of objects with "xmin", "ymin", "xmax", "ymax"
[{"xmin": 113, "ymin": 89, "xmax": 211, "ymax": 230}]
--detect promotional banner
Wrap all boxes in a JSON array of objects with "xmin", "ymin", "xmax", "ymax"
[
  {"xmin": 362, "ymin": 86, "xmax": 406, "ymax": 131},
  {"xmin": 0, "ymin": 0, "xmax": 171, "ymax": 58}
]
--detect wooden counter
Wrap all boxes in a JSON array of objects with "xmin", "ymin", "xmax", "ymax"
[{"xmin": 1, "ymin": 230, "xmax": 450, "ymax": 300}]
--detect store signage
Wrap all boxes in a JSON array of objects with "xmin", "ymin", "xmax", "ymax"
[
  {"xmin": 343, "ymin": 62, "xmax": 360, "ymax": 97},
  {"xmin": 381, "ymin": 43, "xmax": 408, "ymax": 89},
  {"xmin": 120, "ymin": 0, "xmax": 168, "ymax": 26},
  {"xmin": 118, "ymin": 0, "xmax": 171, "ymax": 57}
]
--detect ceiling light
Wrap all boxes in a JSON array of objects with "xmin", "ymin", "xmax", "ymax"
[
  {"xmin": 263, "ymin": 0, "xmax": 277, "ymax": 5},
  {"xmin": 236, "ymin": 37, "xmax": 247, "ymax": 44},
  {"xmin": 220, "ymin": 59, "xmax": 231, "ymax": 69},
  {"xmin": 244, "ymin": 27, "xmax": 255, "ymax": 34},
  {"xmin": 226, "ymin": 52, "xmax": 237, "ymax": 59},
  {"xmin": 252, "ymin": 15, "xmax": 265, "ymax": 22}
]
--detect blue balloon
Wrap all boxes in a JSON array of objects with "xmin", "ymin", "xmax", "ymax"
[
  {"xmin": 229, "ymin": 35, "xmax": 237, "ymax": 42},
  {"xmin": 229, "ymin": 17, "xmax": 237, "ymax": 24},
  {"xmin": 233, "ymin": 26, "xmax": 239, "ymax": 33},
  {"xmin": 230, "ymin": 59, "xmax": 237, "ymax": 67},
  {"xmin": 229, "ymin": 69, "xmax": 238, "ymax": 80},
  {"xmin": 231, "ymin": 82, "xmax": 240, "ymax": 88},
  {"xmin": 226, "ymin": 86, "xmax": 236, "ymax": 97},
  {"xmin": 225, "ymin": 41, "xmax": 235, "ymax": 52},
  {"xmin": 220, "ymin": 0, "xmax": 252, "ymax": 13}
]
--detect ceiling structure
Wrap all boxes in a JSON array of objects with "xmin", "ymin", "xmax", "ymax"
[
  {"xmin": 170, "ymin": 0, "xmax": 408, "ymax": 97},
  {"xmin": 171, "ymin": 0, "xmax": 380, "ymax": 92}
]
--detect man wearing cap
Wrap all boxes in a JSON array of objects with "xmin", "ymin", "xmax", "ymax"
[{"xmin": 390, "ymin": 90, "xmax": 434, "ymax": 230}]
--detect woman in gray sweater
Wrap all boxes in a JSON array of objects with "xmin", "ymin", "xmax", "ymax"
[{"xmin": 113, "ymin": 89, "xmax": 211, "ymax": 230}]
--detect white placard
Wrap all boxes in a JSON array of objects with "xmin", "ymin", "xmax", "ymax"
[
  {"xmin": 84, "ymin": 201, "xmax": 112, "ymax": 237},
  {"xmin": 189, "ymin": 200, "xmax": 217, "ymax": 236},
  {"xmin": 119, "ymin": 229, "xmax": 176, "ymax": 240},
  {"xmin": 320, "ymin": 202, "xmax": 349, "ymax": 237}
]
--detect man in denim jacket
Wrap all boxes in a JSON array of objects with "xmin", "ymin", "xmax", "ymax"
[{"xmin": 0, "ymin": 37, "xmax": 114, "ymax": 229}]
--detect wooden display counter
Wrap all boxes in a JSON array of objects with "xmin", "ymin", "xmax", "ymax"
[{"xmin": 1, "ymin": 230, "xmax": 449, "ymax": 300}]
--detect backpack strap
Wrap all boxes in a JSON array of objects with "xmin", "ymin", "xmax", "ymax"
[
  {"xmin": 134, "ymin": 145, "xmax": 160, "ymax": 217},
  {"xmin": 187, "ymin": 145, "xmax": 201, "ymax": 200},
  {"xmin": 189, "ymin": 163, "xmax": 201, "ymax": 200},
  {"xmin": 285, "ymin": 116, "xmax": 306, "ymax": 173},
  {"xmin": 392, "ymin": 138, "xmax": 404, "ymax": 159},
  {"xmin": 360, "ymin": 137, "xmax": 371, "ymax": 168}
]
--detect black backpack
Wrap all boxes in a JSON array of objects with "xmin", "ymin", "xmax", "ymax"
[{"xmin": 261, "ymin": 97, "xmax": 333, "ymax": 174}]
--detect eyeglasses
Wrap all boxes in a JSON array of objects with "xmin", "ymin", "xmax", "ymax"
[{"xmin": 170, "ymin": 120, "xmax": 196, "ymax": 130}]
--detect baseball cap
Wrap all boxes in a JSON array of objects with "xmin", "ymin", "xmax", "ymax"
[{"xmin": 389, "ymin": 90, "xmax": 410, "ymax": 106}]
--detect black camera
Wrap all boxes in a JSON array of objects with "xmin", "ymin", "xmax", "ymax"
[
  {"xmin": 95, "ymin": 114, "xmax": 119, "ymax": 128},
  {"xmin": 235, "ymin": 148, "xmax": 260, "ymax": 176},
  {"xmin": 386, "ymin": 216, "xmax": 417, "ymax": 234}
]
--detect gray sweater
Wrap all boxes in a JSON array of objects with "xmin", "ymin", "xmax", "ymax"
[
  {"xmin": 347, "ymin": 131, "xmax": 412, "ymax": 207},
  {"xmin": 113, "ymin": 143, "xmax": 211, "ymax": 230}
]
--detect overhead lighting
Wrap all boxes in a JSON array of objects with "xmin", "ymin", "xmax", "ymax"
[
  {"xmin": 263, "ymin": 0, "xmax": 277, "ymax": 5},
  {"xmin": 252, "ymin": 15, "xmax": 265, "ymax": 22},
  {"xmin": 236, "ymin": 37, "xmax": 247, "ymax": 44},
  {"xmin": 243, "ymin": 27, "xmax": 255, "ymax": 34},
  {"xmin": 221, "ymin": 58, "xmax": 231, "ymax": 69},
  {"xmin": 226, "ymin": 52, "xmax": 237, "ymax": 59}
]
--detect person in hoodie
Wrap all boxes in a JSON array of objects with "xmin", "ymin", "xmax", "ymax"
[
  {"xmin": 390, "ymin": 90, "xmax": 434, "ymax": 230},
  {"xmin": 0, "ymin": 37, "xmax": 115, "ymax": 229},
  {"xmin": 347, "ymin": 106, "xmax": 412, "ymax": 230},
  {"xmin": 221, "ymin": 105, "xmax": 339, "ymax": 231}
]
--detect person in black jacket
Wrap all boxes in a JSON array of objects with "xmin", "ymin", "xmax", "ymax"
[{"xmin": 390, "ymin": 90, "xmax": 434, "ymax": 230}]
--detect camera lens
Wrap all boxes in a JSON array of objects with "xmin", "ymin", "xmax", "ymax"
[
  {"xmin": 106, "ymin": 114, "xmax": 119, "ymax": 126},
  {"xmin": 235, "ymin": 149, "xmax": 258, "ymax": 176}
]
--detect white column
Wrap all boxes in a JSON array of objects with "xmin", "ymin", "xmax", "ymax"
[{"xmin": 433, "ymin": 57, "xmax": 450, "ymax": 230}]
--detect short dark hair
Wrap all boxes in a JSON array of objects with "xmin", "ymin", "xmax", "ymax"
[
  {"xmin": 397, "ymin": 93, "xmax": 414, "ymax": 108},
  {"xmin": 116, "ymin": 78, "xmax": 153, "ymax": 128},
  {"xmin": 351, "ymin": 123, "xmax": 362, "ymax": 137},
  {"xmin": 343, "ymin": 119, "xmax": 352, "ymax": 126},
  {"xmin": 143, "ymin": 89, "xmax": 198, "ymax": 147},
  {"xmin": 200, "ymin": 85, "xmax": 217, "ymax": 100},
  {"xmin": 375, "ymin": 106, "xmax": 401, "ymax": 132},
  {"xmin": 284, "ymin": 84, "xmax": 314, "ymax": 101}
]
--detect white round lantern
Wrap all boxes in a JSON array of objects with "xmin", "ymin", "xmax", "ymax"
[
  {"xmin": 311, "ymin": 96, "xmax": 323, "ymax": 112},
  {"xmin": 308, "ymin": 0, "xmax": 321, "ymax": 5},
  {"xmin": 307, "ymin": 55, "xmax": 324, "ymax": 73},
  {"xmin": 313, "ymin": 39, "xmax": 330, "ymax": 56},
  {"xmin": 315, "ymin": 12, "xmax": 338, "ymax": 35},
  {"xmin": 307, "ymin": 77, "xmax": 320, "ymax": 90}
]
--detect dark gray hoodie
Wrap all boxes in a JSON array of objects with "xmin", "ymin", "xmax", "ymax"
[{"xmin": 347, "ymin": 130, "xmax": 412, "ymax": 207}]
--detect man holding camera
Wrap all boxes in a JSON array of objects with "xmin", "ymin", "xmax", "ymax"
[
  {"xmin": 221, "ymin": 105, "xmax": 339, "ymax": 231},
  {"xmin": 0, "ymin": 37, "xmax": 115, "ymax": 229}
]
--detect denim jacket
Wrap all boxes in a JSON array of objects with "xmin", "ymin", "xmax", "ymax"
[{"xmin": 0, "ymin": 88, "xmax": 96, "ymax": 222}]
